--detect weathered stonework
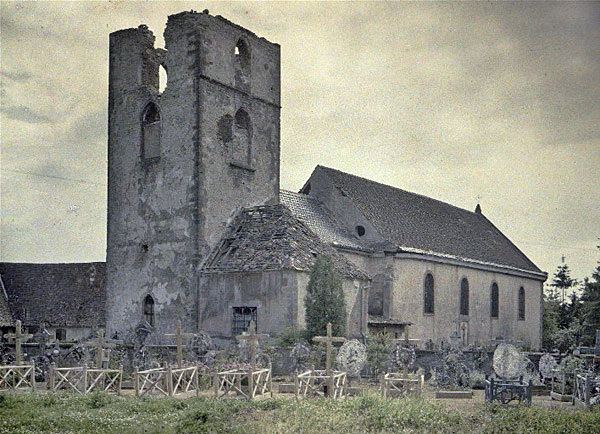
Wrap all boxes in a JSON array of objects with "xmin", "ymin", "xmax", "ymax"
[{"xmin": 106, "ymin": 11, "xmax": 280, "ymax": 339}]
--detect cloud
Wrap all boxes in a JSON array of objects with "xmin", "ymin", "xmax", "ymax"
[
  {"xmin": 0, "ymin": 1, "xmax": 598, "ymax": 281},
  {"xmin": 1, "ymin": 69, "xmax": 32, "ymax": 82},
  {"xmin": 0, "ymin": 105, "xmax": 51, "ymax": 123}
]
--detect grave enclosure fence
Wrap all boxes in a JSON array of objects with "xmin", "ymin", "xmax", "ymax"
[
  {"xmin": 573, "ymin": 370, "xmax": 600, "ymax": 407},
  {"xmin": 214, "ymin": 367, "xmax": 272, "ymax": 400},
  {"xmin": 295, "ymin": 369, "xmax": 347, "ymax": 400},
  {"xmin": 134, "ymin": 365, "xmax": 201, "ymax": 397},
  {"xmin": 0, "ymin": 364, "xmax": 36, "ymax": 392},
  {"xmin": 381, "ymin": 372, "xmax": 423, "ymax": 398},
  {"xmin": 48, "ymin": 364, "xmax": 123, "ymax": 395}
]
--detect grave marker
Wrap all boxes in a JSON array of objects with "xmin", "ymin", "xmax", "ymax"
[
  {"xmin": 165, "ymin": 320, "xmax": 196, "ymax": 368},
  {"xmin": 237, "ymin": 320, "xmax": 269, "ymax": 397},
  {"xmin": 84, "ymin": 328, "xmax": 118, "ymax": 368},
  {"xmin": 391, "ymin": 325, "xmax": 420, "ymax": 378},
  {"xmin": 312, "ymin": 322, "xmax": 346, "ymax": 396},
  {"xmin": 4, "ymin": 320, "xmax": 33, "ymax": 365}
]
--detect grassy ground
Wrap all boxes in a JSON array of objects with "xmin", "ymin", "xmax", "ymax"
[{"xmin": 1, "ymin": 391, "xmax": 599, "ymax": 434}]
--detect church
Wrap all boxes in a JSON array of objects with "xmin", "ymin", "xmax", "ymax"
[{"xmin": 1, "ymin": 11, "xmax": 547, "ymax": 349}]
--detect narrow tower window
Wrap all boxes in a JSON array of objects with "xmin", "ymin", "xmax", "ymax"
[
  {"xmin": 234, "ymin": 39, "xmax": 250, "ymax": 90},
  {"xmin": 142, "ymin": 103, "xmax": 161, "ymax": 161},
  {"xmin": 491, "ymin": 283, "xmax": 499, "ymax": 318},
  {"xmin": 232, "ymin": 109, "xmax": 251, "ymax": 166},
  {"xmin": 518, "ymin": 287, "xmax": 525, "ymax": 320},
  {"xmin": 424, "ymin": 273, "xmax": 434, "ymax": 314},
  {"xmin": 460, "ymin": 278, "xmax": 469, "ymax": 316},
  {"xmin": 144, "ymin": 295, "xmax": 155, "ymax": 326}
]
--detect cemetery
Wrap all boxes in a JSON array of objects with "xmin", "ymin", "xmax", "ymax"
[{"xmin": 1, "ymin": 316, "xmax": 599, "ymax": 432}]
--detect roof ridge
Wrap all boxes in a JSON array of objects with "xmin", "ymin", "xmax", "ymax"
[{"xmin": 316, "ymin": 165, "xmax": 480, "ymax": 217}]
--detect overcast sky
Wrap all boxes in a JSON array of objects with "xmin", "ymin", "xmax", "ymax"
[{"xmin": 1, "ymin": 1, "xmax": 598, "ymax": 286}]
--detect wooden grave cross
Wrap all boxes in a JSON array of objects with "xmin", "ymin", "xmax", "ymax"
[
  {"xmin": 237, "ymin": 320, "xmax": 268, "ymax": 373},
  {"xmin": 4, "ymin": 320, "xmax": 33, "ymax": 365},
  {"xmin": 85, "ymin": 328, "xmax": 117, "ymax": 369},
  {"xmin": 312, "ymin": 322, "xmax": 346, "ymax": 396},
  {"xmin": 237, "ymin": 320, "xmax": 268, "ymax": 398},
  {"xmin": 391, "ymin": 325, "xmax": 420, "ymax": 379},
  {"xmin": 164, "ymin": 320, "xmax": 196, "ymax": 368}
]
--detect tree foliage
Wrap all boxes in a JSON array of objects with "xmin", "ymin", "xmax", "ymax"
[
  {"xmin": 304, "ymin": 256, "xmax": 347, "ymax": 341},
  {"xmin": 542, "ymin": 245, "xmax": 600, "ymax": 351},
  {"xmin": 367, "ymin": 330, "xmax": 391, "ymax": 380},
  {"xmin": 580, "ymin": 247, "xmax": 600, "ymax": 346}
]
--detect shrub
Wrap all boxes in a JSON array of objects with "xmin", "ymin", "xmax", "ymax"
[{"xmin": 304, "ymin": 256, "xmax": 347, "ymax": 341}]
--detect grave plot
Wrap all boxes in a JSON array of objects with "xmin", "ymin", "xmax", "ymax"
[
  {"xmin": 573, "ymin": 370, "xmax": 600, "ymax": 407},
  {"xmin": 135, "ymin": 320, "xmax": 201, "ymax": 397},
  {"xmin": 48, "ymin": 328, "xmax": 123, "ymax": 395},
  {"xmin": 296, "ymin": 322, "xmax": 346, "ymax": 399},
  {"xmin": 214, "ymin": 320, "xmax": 272, "ymax": 400},
  {"xmin": 484, "ymin": 343, "xmax": 532, "ymax": 406},
  {"xmin": 382, "ymin": 326, "xmax": 424, "ymax": 399},
  {"xmin": 335, "ymin": 339, "xmax": 366, "ymax": 396},
  {"xmin": 0, "ymin": 320, "xmax": 35, "ymax": 392}
]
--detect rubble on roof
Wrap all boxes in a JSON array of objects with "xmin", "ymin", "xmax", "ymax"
[{"xmin": 202, "ymin": 204, "xmax": 369, "ymax": 280}]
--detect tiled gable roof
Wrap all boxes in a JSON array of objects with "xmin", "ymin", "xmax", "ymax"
[
  {"xmin": 313, "ymin": 165, "xmax": 542, "ymax": 273},
  {"xmin": 0, "ymin": 262, "xmax": 106, "ymax": 328},
  {"xmin": 202, "ymin": 204, "xmax": 369, "ymax": 280},
  {"xmin": 280, "ymin": 190, "xmax": 369, "ymax": 252},
  {"xmin": 0, "ymin": 276, "xmax": 13, "ymax": 327}
]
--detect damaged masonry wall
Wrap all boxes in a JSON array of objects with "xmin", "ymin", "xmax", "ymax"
[{"xmin": 106, "ymin": 11, "xmax": 280, "ymax": 340}]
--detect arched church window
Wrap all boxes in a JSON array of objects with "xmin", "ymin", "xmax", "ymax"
[
  {"xmin": 144, "ymin": 295, "xmax": 155, "ymax": 326},
  {"xmin": 424, "ymin": 273, "xmax": 434, "ymax": 314},
  {"xmin": 491, "ymin": 282, "xmax": 499, "ymax": 318},
  {"xmin": 141, "ymin": 102, "xmax": 161, "ymax": 161},
  {"xmin": 460, "ymin": 278, "xmax": 469, "ymax": 316},
  {"xmin": 232, "ymin": 109, "xmax": 251, "ymax": 165},
  {"xmin": 518, "ymin": 287, "xmax": 525, "ymax": 320},
  {"xmin": 234, "ymin": 39, "xmax": 250, "ymax": 90}
]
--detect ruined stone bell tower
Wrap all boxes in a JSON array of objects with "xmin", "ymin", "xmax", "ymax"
[{"xmin": 106, "ymin": 11, "xmax": 280, "ymax": 338}]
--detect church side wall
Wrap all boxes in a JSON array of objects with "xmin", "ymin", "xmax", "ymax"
[{"xmin": 391, "ymin": 258, "xmax": 543, "ymax": 350}]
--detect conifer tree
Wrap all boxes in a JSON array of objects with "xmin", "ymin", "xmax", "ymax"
[
  {"xmin": 581, "ymin": 246, "xmax": 600, "ymax": 346},
  {"xmin": 550, "ymin": 260, "xmax": 579, "ymax": 329},
  {"xmin": 304, "ymin": 256, "xmax": 347, "ymax": 341}
]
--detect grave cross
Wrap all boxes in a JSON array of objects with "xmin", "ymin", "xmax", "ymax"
[
  {"xmin": 34, "ymin": 322, "xmax": 52, "ymax": 352},
  {"xmin": 85, "ymin": 328, "xmax": 117, "ymax": 368},
  {"xmin": 4, "ymin": 320, "xmax": 33, "ymax": 365},
  {"xmin": 391, "ymin": 325, "xmax": 420, "ymax": 378},
  {"xmin": 165, "ymin": 320, "xmax": 196, "ymax": 368},
  {"xmin": 312, "ymin": 322, "xmax": 346, "ymax": 378},
  {"xmin": 236, "ymin": 320, "xmax": 268, "ymax": 372}
]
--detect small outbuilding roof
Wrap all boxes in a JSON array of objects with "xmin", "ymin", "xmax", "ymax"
[
  {"xmin": 202, "ymin": 204, "xmax": 370, "ymax": 280},
  {"xmin": 0, "ymin": 262, "xmax": 106, "ymax": 328},
  {"xmin": 0, "ymin": 276, "xmax": 13, "ymax": 327}
]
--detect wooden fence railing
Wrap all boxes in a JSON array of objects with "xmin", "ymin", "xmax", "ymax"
[
  {"xmin": 0, "ymin": 364, "xmax": 35, "ymax": 392},
  {"xmin": 135, "ymin": 365, "xmax": 200, "ymax": 397},
  {"xmin": 48, "ymin": 364, "xmax": 123, "ymax": 395},
  {"xmin": 550, "ymin": 369, "xmax": 573, "ymax": 402},
  {"xmin": 295, "ymin": 369, "xmax": 346, "ymax": 399},
  {"xmin": 214, "ymin": 367, "xmax": 272, "ymax": 400},
  {"xmin": 381, "ymin": 372, "xmax": 423, "ymax": 398},
  {"xmin": 573, "ymin": 370, "xmax": 600, "ymax": 407}
]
